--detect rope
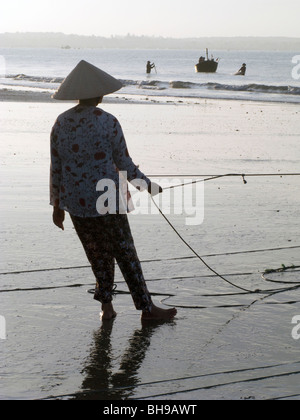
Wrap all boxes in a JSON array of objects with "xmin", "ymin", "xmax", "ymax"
[
  {"xmin": 133, "ymin": 368, "xmax": 300, "ymax": 400},
  {"xmin": 1, "ymin": 172, "xmax": 298, "ymax": 297},
  {"xmin": 37, "ymin": 359, "xmax": 300, "ymax": 400},
  {"xmin": 151, "ymin": 195, "xmax": 256, "ymax": 294},
  {"xmin": 149, "ymin": 172, "xmax": 300, "ymax": 178},
  {"xmin": 262, "ymin": 265, "xmax": 300, "ymax": 285},
  {"xmin": 1, "ymin": 245, "xmax": 299, "ymax": 277},
  {"xmin": 151, "ymin": 191, "xmax": 300, "ymax": 296},
  {"xmin": 148, "ymin": 172, "xmax": 299, "ymax": 295},
  {"xmin": 149, "ymin": 172, "xmax": 300, "ymax": 190}
]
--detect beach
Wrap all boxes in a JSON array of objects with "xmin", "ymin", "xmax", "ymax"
[{"xmin": 1, "ymin": 90, "xmax": 300, "ymax": 400}]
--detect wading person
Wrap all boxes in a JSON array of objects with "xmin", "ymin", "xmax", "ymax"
[
  {"xmin": 146, "ymin": 61, "xmax": 155, "ymax": 74},
  {"xmin": 235, "ymin": 63, "xmax": 247, "ymax": 76},
  {"xmin": 50, "ymin": 60, "xmax": 177, "ymax": 321}
]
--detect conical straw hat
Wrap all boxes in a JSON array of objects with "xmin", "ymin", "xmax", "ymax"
[{"xmin": 52, "ymin": 60, "xmax": 123, "ymax": 100}]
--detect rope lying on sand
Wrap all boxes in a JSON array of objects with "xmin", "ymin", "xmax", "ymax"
[
  {"xmin": 38, "ymin": 359, "xmax": 300, "ymax": 400},
  {"xmin": 1, "ymin": 245, "xmax": 299, "ymax": 277},
  {"xmin": 151, "ymin": 195, "xmax": 253, "ymax": 293},
  {"xmin": 1, "ymin": 172, "xmax": 299, "ymax": 299},
  {"xmin": 149, "ymin": 172, "xmax": 300, "ymax": 295},
  {"xmin": 151, "ymin": 195, "xmax": 300, "ymax": 296}
]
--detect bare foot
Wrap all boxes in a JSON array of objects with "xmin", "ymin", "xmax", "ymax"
[
  {"xmin": 101, "ymin": 303, "xmax": 117, "ymax": 321},
  {"xmin": 141, "ymin": 304, "xmax": 177, "ymax": 321}
]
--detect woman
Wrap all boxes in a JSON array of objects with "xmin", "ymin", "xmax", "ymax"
[{"xmin": 50, "ymin": 60, "xmax": 177, "ymax": 321}]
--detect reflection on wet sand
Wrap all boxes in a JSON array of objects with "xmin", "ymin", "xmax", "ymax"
[{"xmin": 74, "ymin": 320, "xmax": 169, "ymax": 400}]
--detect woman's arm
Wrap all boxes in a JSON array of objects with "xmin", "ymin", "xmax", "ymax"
[
  {"xmin": 111, "ymin": 119, "xmax": 152, "ymax": 190},
  {"xmin": 111, "ymin": 119, "xmax": 162, "ymax": 195},
  {"xmin": 50, "ymin": 121, "xmax": 65, "ymax": 230}
]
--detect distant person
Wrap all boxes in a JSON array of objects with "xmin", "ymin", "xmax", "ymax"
[
  {"xmin": 146, "ymin": 61, "xmax": 155, "ymax": 74},
  {"xmin": 235, "ymin": 63, "xmax": 247, "ymax": 76}
]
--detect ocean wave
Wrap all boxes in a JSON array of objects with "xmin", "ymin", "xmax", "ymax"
[
  {"xmin": 119, "ymin": 79, "xmax": 168, "ymax": 90},
  {"xmin": 8, "ymin": 74, "xmax": 64, "ymax": 84},
  {"xmin": 4, "ymin": 74, "xmax": 300, "ymax": 97},
  {"xmin": 162, "ymin": 80, "xmax": 300, "ymax": 96},
  {"xmin": 206, "ymin": 82, "xmax": 300, "ymax": 96},
  {"xmin": 122, "ymin": 78, "xmax": 300, "ymax": 96},
  {"xmin": 169, "ymin": 81, "xmax": 195, "ymax": 89}
]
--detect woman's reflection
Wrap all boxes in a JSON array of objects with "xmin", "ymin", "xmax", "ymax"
[{"xmin": 74, "ymin": 319, "xmax": 171, "ymax": 400}]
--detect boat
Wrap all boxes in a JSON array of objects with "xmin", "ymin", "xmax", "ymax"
[{"xmin": 195, "ymin": 49, "xmax": 219, "ymax": 73}]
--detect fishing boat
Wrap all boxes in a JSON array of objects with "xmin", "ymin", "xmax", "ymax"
[{"xmin": 195, "ymin": 49, "xmax": 219, "ymax": 73}]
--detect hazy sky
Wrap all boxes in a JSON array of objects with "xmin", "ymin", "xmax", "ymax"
[{"xmin": 1, "ymin": 0, "xmax": 300, "ymax": 38}]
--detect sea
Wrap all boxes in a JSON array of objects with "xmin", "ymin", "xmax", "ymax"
[{"xmin": 0, "ymin": 48, "xmax": 300, "ymax": 103}]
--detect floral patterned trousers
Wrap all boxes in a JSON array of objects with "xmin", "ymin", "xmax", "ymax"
[{"xmin": 70, "ymin": 214, "xmax": 153, "ymax": 312}]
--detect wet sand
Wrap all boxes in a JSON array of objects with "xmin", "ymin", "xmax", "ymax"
[{"xmin": 0, "ymin": 92, "xmax": 300, "ymax": 400}]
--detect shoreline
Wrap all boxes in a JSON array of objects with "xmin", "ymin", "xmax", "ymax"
[
  {"xmin": 0, "ymin": 88, "xmax": 192, "ymax": 105},
  {"xmin": 0, "ymin": 88, "xmax": 142, "ymax": 104},
  {"xmin": 1, "ymin": 87, "xmax": 300, "ymax": 106}
]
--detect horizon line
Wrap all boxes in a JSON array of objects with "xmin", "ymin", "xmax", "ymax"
[{"xmin": 1, "ymin": 32, "xmax": 300, "ymax": 40}]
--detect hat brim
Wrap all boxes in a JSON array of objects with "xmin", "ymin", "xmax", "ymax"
[{"xmin": 52, "ymin": 60, "xmax": 123, "ymax": 100}]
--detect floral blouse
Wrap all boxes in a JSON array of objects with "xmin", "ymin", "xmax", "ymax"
[{"xmin": 50, "ymin": 105, "xmax": 151, "ymax": 217}]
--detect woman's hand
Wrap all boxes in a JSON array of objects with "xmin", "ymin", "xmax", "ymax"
[
  {"xmin": 148, "ymin": 182, "xmax": 163, "ymax": 196},
  {"xmin": 53, "ymin": 207, "xmax": 65, "ymax": 231}
]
